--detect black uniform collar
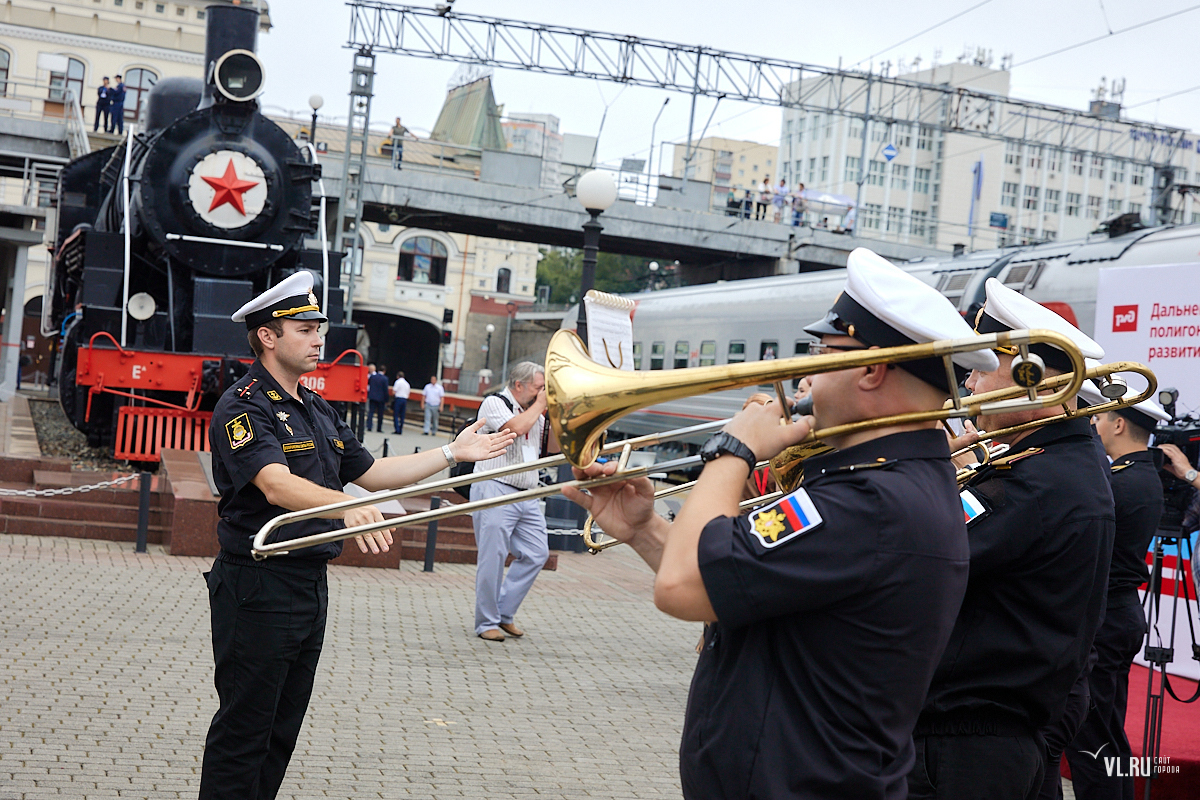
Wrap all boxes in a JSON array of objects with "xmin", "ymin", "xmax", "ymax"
[
  {"xmin": 804, "ymin": 428, "xmax": 951, "ymax": 478},
  {"xmin": 1113, "ymin": 449, "xmax": 1162, "ymax": 469},
  {"xmin": 247, "ymin": 360, "xmax": 303, "ymax": 404},
  {"xmin": 1012, "ymin": 415, "xmax": 1094, "ymax": 450}
]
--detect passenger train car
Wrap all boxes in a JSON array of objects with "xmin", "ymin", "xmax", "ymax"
[{"xmin": 565, "ymin": 219, "xmax": 1200, "ymax": 444}]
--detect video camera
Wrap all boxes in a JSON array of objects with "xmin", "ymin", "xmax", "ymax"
[{"xmin": 1154, "ymin": 387, "xmax": 1200, "ymax": 536}]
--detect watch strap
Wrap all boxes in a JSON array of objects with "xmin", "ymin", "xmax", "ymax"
[
  {"xmin": 702, "ymin": 432, "xmax": 757, "ymax": 473},
  {"xmin": 1186, "ymin": 468, "xmax": 1198, "ymax": 483}
]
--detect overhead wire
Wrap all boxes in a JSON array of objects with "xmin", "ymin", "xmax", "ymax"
[{"xmin": 849, "ymin": 0, "xmax": 995, "ymax": 68}]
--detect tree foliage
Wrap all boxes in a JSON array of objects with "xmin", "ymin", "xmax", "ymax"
[{"xmin": 535, "ymin": 248, "xmax": 655, "ymax": 304}]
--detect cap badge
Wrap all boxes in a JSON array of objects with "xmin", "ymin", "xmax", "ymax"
[{"xmin": 308, "ymin": 291, "xmax": 319, "ymax": 307}]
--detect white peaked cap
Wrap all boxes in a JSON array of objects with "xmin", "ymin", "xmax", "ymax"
[
  {"xmin": 231, "ymin": 271, "xmax": 326, "ymax": 328},
  {"xmin": 981, "ymin": 278, "xmax": 1104, "ymax": 360},
  {"xmin": 842, "ymin": 248, "xmax": 998, "ymax": 372}
]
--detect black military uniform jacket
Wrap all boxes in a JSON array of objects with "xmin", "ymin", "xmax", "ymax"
[
  {"xmin": 1107, "ymin": 450, "xmax": 1164, "ymax": 601},
  {"xmin": 210, "ymin": 360, "xmax": 375, "ymax": 562},
  {"xmin": 686, "ymin": 430, "xmax": 970, "ymax": 800},
  {"xmin": 918, "ymin": 416, "xmax": 1115, "ymax": 734}
]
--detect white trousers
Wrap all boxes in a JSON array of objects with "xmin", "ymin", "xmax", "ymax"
[{"xmin": 470, "ymin": 480, "xmax": 549, "ymax": 635}]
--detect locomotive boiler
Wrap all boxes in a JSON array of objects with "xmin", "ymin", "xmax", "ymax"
[{"xmin": 46, "ymin": 4, "xmax": 363, "ymax": 460}]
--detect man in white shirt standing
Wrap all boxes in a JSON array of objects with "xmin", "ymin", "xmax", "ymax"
[
  {"xmin": 470, "ymin": 362, "xmax": 551, "ymax": 642},
  {"xmin": 392, "ymin": 371, "xmax": 411, "ymax": 434},
  {"xmin": 422, "ymin": 375, "xmax": 444, "ymax": 435}
]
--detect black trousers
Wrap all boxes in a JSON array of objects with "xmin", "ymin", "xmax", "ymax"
[
  {"xmin": 909, "ymin": 732, "xmax": 1044, "ymax": 800},
  {"xmin": 368, "ymin": 399, "xmax": 386, "ymax": 432},
  {"xmin": 393, "ymin": 398, "xmax": 407, "ymax": 433},
  {"xmin": 1064, "ymin": 598, "xmax": 1145, "ymax": 800},
  {"xmin": 199, "ymin": 557, "xmax": 328, "ymax": 800},
  {"xmin": 1036, "ymin": 666, "xmax": 1091, "ymax": 800}
]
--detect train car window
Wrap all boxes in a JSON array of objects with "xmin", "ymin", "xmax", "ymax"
[
  {"xmin": 398, "ymin": 236, "xmax": 449, "ymax": 284},
  {"xmin": 794, "ymin": 340, "xmax": 810, "ymax": 356},
  {"xmin": 760, "ymin": 340, "xmax": 779, "ymax": 360},
  {"xmin": 674, "ymin": 341, "xmax": 689, "ymax": 369},
  {"xmin": 699, "ymin": 341, "xmax": 716, "ymax": 367},
  {"xmin": 632, "ymin": 341, "xmax": 643, "ymax": 370},
  {"xmin": 650, "ymin": 342, "xmax": 664, "ymax": 370},
  {"xmin": 728, "ymin": 341, "xmax": 746, "ymax": 364}
]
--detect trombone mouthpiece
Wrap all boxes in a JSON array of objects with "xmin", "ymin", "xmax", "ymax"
[{"xmin": 791, "ymin": 395, "xmax": 814, "ymax": 418}]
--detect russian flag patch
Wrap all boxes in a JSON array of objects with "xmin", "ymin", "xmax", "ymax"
[
  {"xmin": 960, "ymin": 489, "xmax": 987, "ymax": 524},
  {"xmin": 748, "ymin": 489, "xmax": 825, "ymax": 549}
]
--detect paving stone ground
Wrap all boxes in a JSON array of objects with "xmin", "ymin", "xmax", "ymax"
[{"xmin": 0, "ymin": 534, "xmax": 697, "ymax": 799}]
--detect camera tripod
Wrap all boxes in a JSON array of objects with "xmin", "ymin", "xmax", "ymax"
[{"xmin": 1140, "ymin": 532, "xmax": 1200, "ymax": 799}]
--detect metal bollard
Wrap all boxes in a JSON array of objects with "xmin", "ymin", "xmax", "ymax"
[
  {"xmin": 422, "ymin": 495, "xmax": 441, "ymax": 573},
  {"xmin": 135, "ymin": 471, "xmax": 152, "ymax": 553}
]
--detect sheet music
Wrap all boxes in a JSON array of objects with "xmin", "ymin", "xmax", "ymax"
[{"xmin": 584, "ymin": 290, "xmax": 635, "ymax": 371}]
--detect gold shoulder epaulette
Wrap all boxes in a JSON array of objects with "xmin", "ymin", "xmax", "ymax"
[
  {"xmin": 991, "ymin": 447, "xmax": 1044, "ymax": 469},
  {"xmin": 835, "ymin": 457, "xmax": 896, "ymax": 473},
  {"xmin": 1111, "ymin": 462, "xmax": 1133, "ymax": 473}
]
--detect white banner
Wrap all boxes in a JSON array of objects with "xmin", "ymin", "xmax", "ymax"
[{"xmin": 1095, "ymin": 262, "xmax": 1200, "ymax": 413}]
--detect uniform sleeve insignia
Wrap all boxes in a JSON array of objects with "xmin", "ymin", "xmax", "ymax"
[
  {"xmin": 991, "ymin": 447, "xmax": 1044, "ymax": 469},
  {"xmin": 332, "ymin": 438, "xmax": 344, "ymax": 450},
  {"xmin": 1110, "ymin": 462, "xmax": 1132, "ymax": 473},
  {"xmin": 747, "ymin": 488, "xmax": 824, "ymax": 549},
  {"xmin": 275, "ymin": 411, "xmax": 290, "ymax": 421},
  {"xmin": 236, "ymin": 379, "xmax": 258, "ymax": 398},
  {"xmin": 284, "ymin": 423, "xmax": 294, "ymax": 436},
  {"xmin": 960, "ymin": 489, "xmax": 988, "ymax": 524},
  {"xmin": 266, "ymin": 390, "xmax": 284, "ymax": 402},
  {"xmin": 225, "ymin": 413, "xmax": 254, "ymax": 449}
]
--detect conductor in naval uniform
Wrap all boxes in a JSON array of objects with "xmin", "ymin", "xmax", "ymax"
[
  {"xmin": 565, "ymin": 248, "xmax": 996, "ymax": 800},
  {"xmin": 198, "ymin": 271, "xmax": 515, "ymax": 800}
]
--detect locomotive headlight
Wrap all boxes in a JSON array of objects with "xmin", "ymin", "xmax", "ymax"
[
  {"xmin": 127, "ymin": 292, "xmax": 157, "ymax": 321},
  {"xmin": 213, "ymin": 49, "xmax": 265, "ymax": 102}
]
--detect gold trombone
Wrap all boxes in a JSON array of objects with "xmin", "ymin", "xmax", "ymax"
[{"xmin": 251, "ymin": 327, "xmax": 1085, "ymax": 560}]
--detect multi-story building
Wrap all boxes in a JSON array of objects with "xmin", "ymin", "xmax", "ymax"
[
  {"xmin": 670, "ymin": 136, "xmax": 779, "ymax": 210},
  {"xmin": 778, "ymin": 62, "xmax": 1199, "ymax": 250}
]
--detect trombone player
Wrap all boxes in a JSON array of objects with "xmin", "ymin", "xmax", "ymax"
[{"xmin": 565, "ymin": 248, "xmax": 996, "ymax": 800}]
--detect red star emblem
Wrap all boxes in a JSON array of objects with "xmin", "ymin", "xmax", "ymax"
[{"xmin": 201, "ymin": 160, "xmax": 258, "ymax": 215}]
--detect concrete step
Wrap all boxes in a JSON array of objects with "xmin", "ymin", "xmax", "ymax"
[
  {"xmin": 0, "ymin": 514, "xmax": 167, "ymax": 544},
  {"xmin": 31, "ymin": 470, "xmax": 169, "ymax": 507},
  {"xmin": 0, "ymin": 496, "xmax": 170, "ymax": 528}
]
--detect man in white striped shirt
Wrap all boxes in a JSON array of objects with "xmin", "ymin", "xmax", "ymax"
[{"xmin": 470, "ymin": 362, "xmax": 550, "ymax": 642}]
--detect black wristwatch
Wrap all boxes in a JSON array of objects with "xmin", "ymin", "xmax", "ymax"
[{"xmin": 699, "ymin": 432, "xmax": 757, "ymax": 473}]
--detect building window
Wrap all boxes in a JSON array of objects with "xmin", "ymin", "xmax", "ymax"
[
  {"xmin": 914, "ymin": 167, "xmax": 931, "ymax": 193},
  {"xmin": 1111, "ymin": 160, "xmax": 1126, "ymax": 183},
  {"xmin": 674, "ymin": 341, "xmax": 689, "ymax": 369},
  {"xmin": 397, "ymin": 236, "xmax": 448, "ymax": 284},
  {"xmin": 176, "ymin": 5, "xmax": 184, "ymax": 14},
  {"xmin": 727, "ymin": 341, "xmax": 746, "ymax": 364},
  {"xmin": 1001, "ymin": 182, "xmax": 1018, "ymax": 207},
  {"xmin": 872, "ymin": 124, "xmax": 887, "ymax": 143},
  {"xmin": 1089, "ymin": 156, "xmax": 1104, "ymax": 179},
  {"xmin": 650, "ymin": 342, "xmax": 664, "ymax": 370},
  {"xmin": 1027, "ymin": 146, "xmax": 1042, "ymax": 169},
  {"xmin": 886, "ymin": 207, "xmax": 904, "ymax": 232},
  {"xmin": 1044, "ymin": 188, "xmax": 1060, "ymax": 213},
  {"xmin": 1023, "ymin": 185, "xmax": 1039, "ymax": 210},
  {"xmin": 1005, "ymin": 141, "xmax": 1021, "ymax": 165},
  {"xmin": 1071, "ymin": 152, "xmax": 1084, "ymax": 176},
  {"xmin": 49, "ymin": 56, "xmax": 85, "ymax": 105},
  {"xmin": 1107, "ymin": 198, "xmax": 1122, "ymax": 214},
  {"xmin": 1047, "ymin": 149, "xmax": 1061, "ymax": 172},
  {"xmin": 917, "ymin": 125, "xmax": 933, "ymax": 150},
  {"xmin": 820, "ymin": 156, "xmax": 829, "ymax": 183},
  {"xmin": 1066, "ymin": 192, "xmax": 1082, "ymax": 216},
  {"xmin": 890, "ymin": 164, "xmax": 909, "ymax": 191},
  {"xmin": 699, "ymin": 340, "xmax": 716, "ymax": 367},
  {"xmin": 808, "ymin": 158, "xmax": 816, "ymax": 182},
  {"xmin": 911, "ymin": 209, "xmax": 928, "ymax": 237},
  {"xmin": 845, "ymin": 155, "xmax": 860, "ymax": 180},
  {"xmin": 1043, "ymin": 229, "xmax": 1057, "ymax": 240},
  {"xmin": 1021, "ymin": 226, "xmax": 1038, "ymax": 244},
  {"xmin": 894, "ymin": 124, "xmax": 912, "ymax": 148},
  {"xmin": 123, "ymin": 68, "xmax": 158, "ymax": 123},
  {"xmin": 155, "ymin": 2, "xmax": 164, "ymax": 11},
  {"xmin": 1131, "ymin": 164, "xmax": 1146, "ymax": 186},
  {"xmin": 0, "ymin": 49, "xmax": 9, "ymax": 96},
  {"xmin": 867, "ymin": 160, "xmax": 886, "ymax": 186},
  {"xmin": 496, "ymin": 267, "xmax": 511, "ymax": 294},
  {"xmin": 862, "ymin": 203, "xmax": 882, "ymax": 229},
  {"xmin": 849, "ymin": 121, "xmax": 863, "ymax": 139},
  {"xmin": 1129, "ymin": 202, "xmax": 1142, "ymax": 215},
  {"xmin": 1087, "ymin": 195, "xmax": 1102, "ymax": 219}
]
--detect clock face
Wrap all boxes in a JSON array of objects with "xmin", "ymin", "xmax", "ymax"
[{"xmin": 187, "ymin": 150, "xmax": 267, "ymax": 229}]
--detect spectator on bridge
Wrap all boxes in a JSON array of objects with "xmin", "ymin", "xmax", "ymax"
[
  {"xmin": 367, "ymin": 363, "xmax": 390, "ymax": 432},
  {"xmin": 741, "ymin": 189, "xmax": 753, "ymax": 219},
  {"xmin": 773, "ymin": 179, "xmax": 787, "ymax": 223},
  {"xmin": 791, "ymin": 183, "xmax": 807, "ymax": 227},
  {"xmin": 422, "ymin": 375, "xmax": 445, "ymax": 435},
  {"xmin": 107, "ymin": 74, "xmax": 125, "ymax": 135},
  {"xmin": 94, "ymin": 77, "xmax": 111, "ymax": 132},
  {"xmin": 755, "ymin": 176, "xmax": 771, "ymax": 220},
  {"xmin": 392, "ymin": 370, "xmax": 410, "ymax": 434},
  {"xmin": 725, "ymin": 188, "xmax": 739, "ymax": 216}
]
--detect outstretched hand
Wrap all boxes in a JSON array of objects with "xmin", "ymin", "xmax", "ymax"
[
  {"xmin": 562, "ymin": 461, "xmax": 660, "ymax": 547},
  {"xmin": 451, "ymin": 419, "xmax": 518, "ymax": 463}
]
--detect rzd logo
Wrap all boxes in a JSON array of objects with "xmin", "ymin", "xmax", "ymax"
[{"xmin": 1113, "ymin": 305, "xmax": 1138, "ymax": 332}]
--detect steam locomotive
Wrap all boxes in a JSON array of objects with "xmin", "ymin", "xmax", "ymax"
[{"xmin": 46, "ymin": 4, "xmax": 363, "ymax": 460}]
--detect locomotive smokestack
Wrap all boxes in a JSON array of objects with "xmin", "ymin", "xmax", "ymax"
[{"xmin": 200, "ymin": 4, "xmax": 263, "ymax": 106}]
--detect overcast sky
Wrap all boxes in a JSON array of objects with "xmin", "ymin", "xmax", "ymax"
[{"xmin": 257, "ymin": 0, "xmax": 1200, "ymax": 169}]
